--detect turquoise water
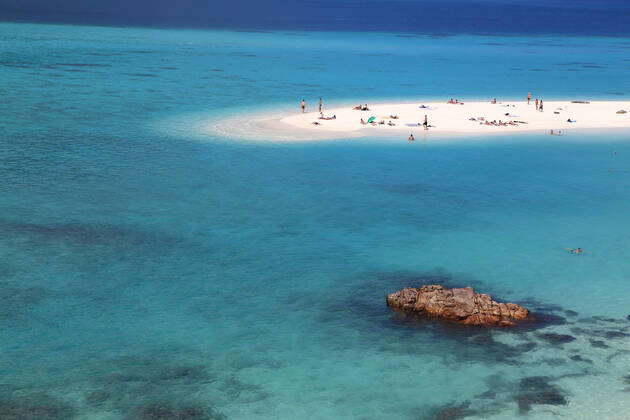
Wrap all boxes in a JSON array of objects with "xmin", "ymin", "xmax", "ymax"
[{"xmin": 1, "ymin": 22, "xmax": 630, "ymax": 419}]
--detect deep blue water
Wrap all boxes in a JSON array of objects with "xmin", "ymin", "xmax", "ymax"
[
  {"xmin": 1, "ymin": 22, "xmax": 630, "ymax": 419},
  {"xmin": 2, "ymin": 0, "xmax": 630, "ymax": 37}
]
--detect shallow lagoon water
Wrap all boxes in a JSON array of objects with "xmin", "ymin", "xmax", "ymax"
[{"xmin": 1, "ymin": 23, "xmax": 630, "ymax": 419}]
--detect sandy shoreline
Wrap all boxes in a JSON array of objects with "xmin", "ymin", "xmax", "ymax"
[{"xmin": 206, "ymin": 99, "xmax": 630, "ymax": 142}]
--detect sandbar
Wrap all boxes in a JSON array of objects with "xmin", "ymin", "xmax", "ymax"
[{"xmin": 211, "ymin": 100, "xmax": 630, "ymax": 141}]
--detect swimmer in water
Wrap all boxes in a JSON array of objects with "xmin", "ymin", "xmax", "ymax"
[
  {"xmin": 565, "ymin": 247, "xmax": 583, "ymax": 254},
  {"xmin": 408, "ymin": 134, "xmax": 415, "ymax": 141}
]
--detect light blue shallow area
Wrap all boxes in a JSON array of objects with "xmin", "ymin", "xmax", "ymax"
[{"xmin": 1, "ymin": 23, "xmax": 630, "ymax": 419}]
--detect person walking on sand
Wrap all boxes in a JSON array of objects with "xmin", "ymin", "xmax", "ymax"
[
  {"xmin": 318, "ymin": 98, "xmax": 323, "ymax": 114},
  {"xmin": 539, "ymin": 100, "xmax": 544, "ymax": 112},
  {"xmin": 423, "ymin": 114, "xmax": 429, "ymax": 130},
  {"xmin": 527, "ymin": 92, "xmax": 532, "ymax": 105},
  {"xmin": 300, "ymin": 99, "xmax": 306, "ymax": 113},
  {"xmin": 535, "ymin": 98, "xmax": 539, "ymax": 110}
]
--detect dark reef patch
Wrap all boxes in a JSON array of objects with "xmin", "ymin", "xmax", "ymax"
[
  {"xmin": 0, "ymin": 218, "xmax": 178, "ymax": 247},
  {"xmin": 589, "ymin": 339, "xmax": 610, "ymax": 349},
  {"xmin": 542, "ymin": 358, "xmax": 567, "ymax": 366},
  {"xmin": 586, "ymin": 315, "xmax": 624, "ymax": 324},
  {"xmin": 536, "ymin": 333, "xmax": 576, "ymax": 346},
  {"xmin": 152, "ymin": 365, "xmax": 209, "ymax": 383},
  {"xmin": 0, "ymin": 281, "xmax": 50, "ymax": 320},
  {"xmin": 97, "ymin": 363, "xmax": 213, "ymax": 388},
  {"xmin": 569, "ymin": 355, "xmax": 592, "ymax": 364},
  {"xmin": 85, "ymin": 350, "xmax": 268, "ymax": 416},
  {"xmin": 89, "ymin": 357, "xmax": 220, "ymax": 415},
  {"xmin": 0, "ymin": 394, "xmax": 76, "ymax": 420},
  {"xmin": 85, "ymin": 390, "xmax": 110, "ymax": 406},
  {"xmin": 126, "ymin": 403, "xmax": 225, "ymax": 420},
  {"xmin": 425, "ymin": 401, "xmax": 478, "ymax": 420},
  {"xmin": 476, "ymin": 390, "xmax": 497, "ymax": 399},
  {"xmin": 605, "ymin": 331, "xmax": 629, "ymax": 339},
  {"xmin": 465, "ymin": 333, "xmax": 538, "ymax": 363},
  {"xmin": 515, "ymin": 376, "xmax": 567, "ymax": 414},
  {"xmin": 513, "ymin": 312, "xmax": 567, "ymax": 332},
  {"xmin": 517, "ymin": 299, "xmax": 563, "ymax": 313},
  {"xmin": 571, "ymin": 326, "xmax": 629, "ymax": 340},
  {"xmin": 221, "ymin": 375, "xmax": 268, "ymax": 402}
]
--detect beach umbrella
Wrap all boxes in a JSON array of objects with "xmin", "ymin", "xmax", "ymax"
[{"xmin": 367, "ymin": 116, "xmax": 376, "ymax": 123}]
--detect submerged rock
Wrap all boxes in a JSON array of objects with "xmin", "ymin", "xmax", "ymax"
[
  {"xmin": 428, "ymin": 401, "xmax": 477, "ymax": 420},
  {"xmin": 128, "ymin": 403, "xmax": 224, "ymax": 420},
  {"xmin": 589, "ymin": 339, "xmax": 610, "ymax": 349},
  {"xmin": 537, "ymin": 332, "xmax": 576, "ymax": 346},
  {"xmin": 85, "ymin": 390, "xmax": 110, "ymax": 405},
  {"xmin": 515, "ymin": 376, "xmax": 567, "ymax": 413},
  {"xmin": 569, "ymin": 355, "xmax": 592, "ymax": 364},
  {"xmin": 386, "ymin": 285, "xmax": 528, "ymax": 326},
  {"xmin": 0, "ymin": 395, "xmax": 75, "ymax": 420}
]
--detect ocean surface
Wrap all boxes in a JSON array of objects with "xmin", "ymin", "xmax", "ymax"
[
  {"xmin": 1, "ymin": 22, "xmax": 630, "ymax": 419},
  {"xmin": 3, "ymin": 0, "xmax": 630, "ymax": 37}
]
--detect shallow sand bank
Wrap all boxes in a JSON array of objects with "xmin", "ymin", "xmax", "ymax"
[
  {"xmin": 209, "ymin": 100, "xmax": 630, "ymax": 142},
  {"xmin": 288, "ymin": 100, "xmax": 630, "ymax": 135}
]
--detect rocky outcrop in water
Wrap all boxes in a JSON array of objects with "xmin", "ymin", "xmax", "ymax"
[{"xmin": 386, "ymin": 285, "xmax": 529, "ymax": 326}]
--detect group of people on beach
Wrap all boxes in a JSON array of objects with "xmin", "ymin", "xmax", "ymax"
[
  {"xmin": 300, "ymin": 98, "xmax": 325, "ymax": 113},
  {"xmin": 360, "ymin": 118, "xmax": 396, "ymax": 126},
  {"xmin": 302, "ymin": 92, "xmax": 574, "ymax": 134},
  {"xmin": 527, "ymin": 92, "xmax": 545, "ymax": 111},
  {"xmin": 302, "ymin": 98, "xmax": 337, "ymax": 124},
  {"xmin": 469, "ymin": 116, "xmax": 525, "ymax": 127}
]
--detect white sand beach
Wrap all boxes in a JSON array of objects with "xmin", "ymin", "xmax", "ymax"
[
  {"xmin": 205, "ymin": 99, "xmax": 630, "ymax": 142},
  {"xmin": 278, "ymin": 100, "xmax": 630, "ymax": 139}
]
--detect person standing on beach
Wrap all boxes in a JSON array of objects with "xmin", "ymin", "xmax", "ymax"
[
  {"xmin": 539, "ymin": 100, "xmax": 544, "ymax": 112},
  {"xmin": 318, "ymin": 98, "xmax": 323, "ymax": 114},
  {"xmin": 423, "ymin": 114, "xmax": 429, "ymax": 130},
  {"xmin": 300, "ymin": 99, "xmax": 306, "ymax": 113},
  {"xmin": 527, "ymin": 92, "xmax": 532, "ymax": 105},
  {"xmin": 535, "ymin": 98, "xmax": 539, "ymax": 110}
]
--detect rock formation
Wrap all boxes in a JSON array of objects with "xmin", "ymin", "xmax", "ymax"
[{"xmin": 386, "ymin": 285, "xmax": 529, "ymax": 326}]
